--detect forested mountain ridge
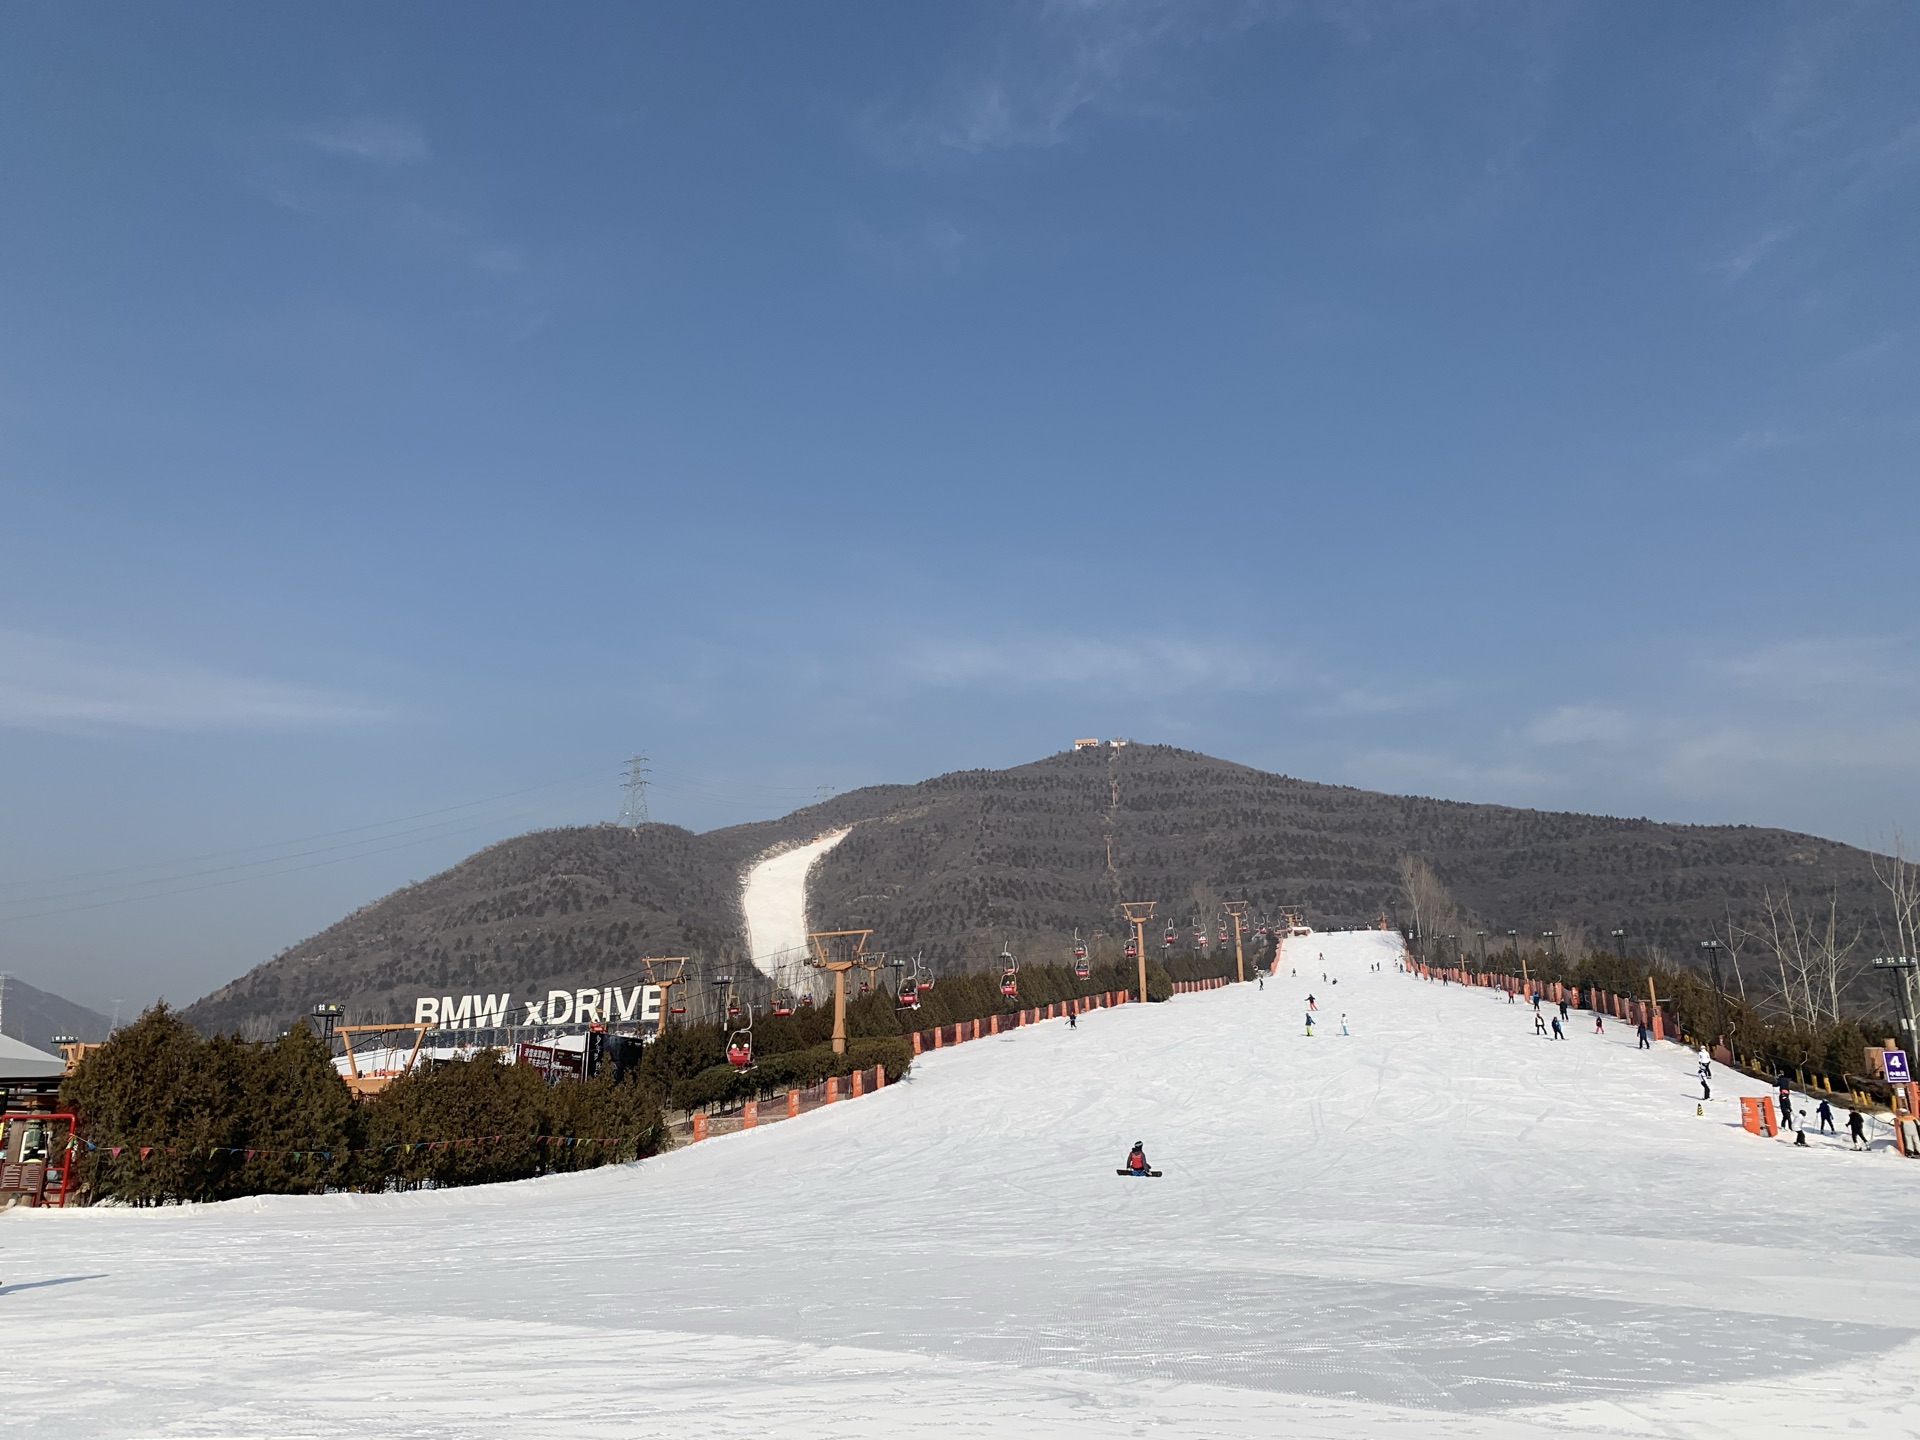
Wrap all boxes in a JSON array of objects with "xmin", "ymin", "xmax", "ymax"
[{"xmin": 182, "ymin": 745, "xmax": 1891, "ymax": 1037}]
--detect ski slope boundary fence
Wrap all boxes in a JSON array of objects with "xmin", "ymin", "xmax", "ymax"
[
  {"xmin": 1414, "ymin": 962, "xmax": 1674, "ymax": 1038},
  {"xmin": 672, "ymin": 1064, "xmax": 890, "ymax": 1145},
  {"xmin": 907, "ymin": 990, "xmax": 1128, "ymax": 1054}
]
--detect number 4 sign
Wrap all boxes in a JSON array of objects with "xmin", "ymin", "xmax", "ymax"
[{"xmin": 1886, "ymin": 1050, "xmax": 1912, "ymax": 1085}]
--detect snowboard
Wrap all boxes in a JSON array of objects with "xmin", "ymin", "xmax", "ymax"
[{"xmin": 1116, "ymin": 1168, "xmax": 1163, "ymax": 1178}]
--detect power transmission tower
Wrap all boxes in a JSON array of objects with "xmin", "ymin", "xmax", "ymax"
[{"xmin": 619, "ymin": 755, "xmax": 651, "ymax": 827}]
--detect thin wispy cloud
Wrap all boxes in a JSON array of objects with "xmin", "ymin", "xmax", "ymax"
[
  {"xmin": 901, "ymin": 631, "xmax": 1274, "ymax": 694},
  {"xmin": 1713, "ymin": 224, "xmax": 1794, "ymax": 282},
  {"xmin": 0, "ymin": 630, "xmax": 388, "ymax": 734},
  {"xmin": 863, "ymin": 0, "xmax": 1195, "ymax": 163},
  {"xmin": 302, "ymin": 117, "xmax": 430, "ymax": 167}
]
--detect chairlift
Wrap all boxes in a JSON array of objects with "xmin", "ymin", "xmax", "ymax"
[
  {"xmin": 1124, "ymin": 938, "xmax": 1138, "ymax": 960},
  {"xmin": 772, "ymin": 987, "xmax": 795, "ymax": 1018},
  {"xmin": 726, "ymin": 1030, "xmax": 753, "ymax": 1070},
  {"xmin": 799, "ymin": 991, "xmax": 815, "ymax": 1009},
  {"xmin": 1163, "ymin": 926, "xmax": 1177, "ymax": 950},
  {"xmin": 1219, "ymin": 924, "xmax": 1230, "ymax": 945},
  {"xmin": 1000, "ymin": 946, "xmax": 1019, "ymax": 999}
]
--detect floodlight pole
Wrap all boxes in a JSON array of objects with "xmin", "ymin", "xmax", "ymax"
[
  {"xmin": 1224, "ymin": 901, "xmax": 1250, "ymax": 984},
  {"xmin": 1121, "ymin": 901, "xmax": 1157, "ymax": 1004},
  {"xmin": 809, "ymin": 930, "xmax": 872, "ymax": 1054}
]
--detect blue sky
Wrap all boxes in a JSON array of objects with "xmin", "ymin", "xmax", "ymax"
[{"xmin": 3, "ymin": 2, "xmax": 1917, "ymax": 1014}]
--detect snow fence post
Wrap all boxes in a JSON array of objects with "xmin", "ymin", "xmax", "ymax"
[
  {"xmin": 691, "ymin": 1113, "xmax": 708, "ymax": 1143},
  {"xmin": 826, "ymin": 1076, "xmax": 839, "ymax": 1104},
  {"xmin": 875, "ymin": 1063, "xmax": 886, "ymax": 1088},
  {"xmin": 744, "ymin": 1099, "xmax": 758, "ymax": 1129},
  {"xmin": 933, "ymin": 1027, "xmax": 942, "ymax": 1050},
  {"xmin": 852, "ymin": 1069, "xmax": 864, "ymax": 1098},
  {"xmin": 787, "ymin": 1089, "xmax": 800, "ymax": 1118},
  {"xmin": 912, "ymin": 1031, "xmax": 923, "ymax": 1055}
]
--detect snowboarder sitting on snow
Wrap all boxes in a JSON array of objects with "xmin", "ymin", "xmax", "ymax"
[{"xmin": 1126, "ymin": 1141, "xmax": 1150, "ymax": 1174}]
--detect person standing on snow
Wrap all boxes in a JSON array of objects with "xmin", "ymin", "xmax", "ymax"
[
  {"xmin": 1848, "ymin": 1108, "xmax": 1867, "ymax": 1149},
  {"xmin": 1594, "ymin": 1012, "xmax": 1605, "ymax": 1035},
  {"xmin": 1067, "ymin": 1010, "xmax": 1077, "ymax": 1030},
  {"xmin": 1816, "ymin": 1098, "xmax": 1835, "ymax": 1134},
  {"xmin": 1635, "ymin": 1020, "xmax": 1649, "ymax": 1049},
  {"xmin": 1305, "ymin": 1012, "xmax": 1315, "ymax": 1036},
  {"xmin": 1306, "ymin": 994, "xmax": 1318, "ymax": 1010},
  {"xmin": 1559, "ymin": 998, "xmax": 1570, "ymax": 1022},
  {"xmin": 1339, "ymin": 1013, "xmax": 1349, "ymax": 1035},
  {"xmin": 1534, "ymin": 1013, "xmax": 1549, "ymax": 1037},
  {"xmin": 1550, "ymin": 1016, "xmax": 1565, "ymax": 1040}
]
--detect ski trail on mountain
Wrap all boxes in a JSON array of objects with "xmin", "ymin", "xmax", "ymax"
[{"xmin": 741, "ymin": 829, "xmax": 848, "ymax": 993}]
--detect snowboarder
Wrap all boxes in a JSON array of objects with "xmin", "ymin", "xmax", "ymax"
[
  {"xmin": 1532, "ymin": 993, "xmax": 1542, "ymax": 1013},
  {"xmin": 1635, "ymin": 1021, "xmax": 1649, "ymax": 1049},
  {"xmin": 1305, "ymin": 1012, "xmax": 1315, "ymax": 1035},
  {"xmin": 1067, "ymin": 1011, "xmax": 1077, "ymax": 1030},
  {"xmin": 1257, "ymin": 975, "xmax": 1264, "ymax": 991},
  {"xmin": 1125, "ymin": 1141, "xmax": 1151, "ymax": 1175},
  {"xmin": 1339, "ymin": 1013, "xmax": 1349, "ymax": 1035},
  {"xmin": 1700, "ymin": 1068, "xmax": 1712, "ymax": 1102},
  {"xmin": 1848, "ymin": 1108, "xmax": 1867, "ymax": 1149},
  {"xmin": 1534, "ymin": 1013, "xmax": 1549, "ymax": 1037},
  {"xmin": 1550, "ymin": 1016, "xmax": 1565, "ymax": 1040},
  {"xmin": 1817, "ymin": 1098, "xmax": 1835, "ymax": 1134}
]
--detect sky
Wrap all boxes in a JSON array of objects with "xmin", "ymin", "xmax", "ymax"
[{"xmin": 2, "ymin": 1, "xmax": 1918, "ymax": 1016}]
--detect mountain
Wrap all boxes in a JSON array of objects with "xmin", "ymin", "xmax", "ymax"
[
  {"xmin": 182, "ymin": 744, "xmax": 1894, "ymax": 1037},
  {"xmin": 0, "ymin": 972, "xmax": 114, "ymax": 1048}
]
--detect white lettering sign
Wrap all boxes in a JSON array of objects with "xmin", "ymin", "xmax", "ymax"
[{"xmin": 411, "ymin": 982, "xmax": 663, "ymax": 1034}]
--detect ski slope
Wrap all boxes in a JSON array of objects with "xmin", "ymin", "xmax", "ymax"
[
  {"xmin": 741, "ymin": 829, "xmax": 847, "ymax": 994},
  {"xmin": 10, "ymin": 941, "xmax": 1920, "ymax": 1439}
]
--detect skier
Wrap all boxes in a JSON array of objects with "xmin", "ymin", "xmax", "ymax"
[
  {"xmin": 1550, "ymin": 1016, "xmax": 1565, "ymax": 1040},
  {"xmin": 1305, "ymin": 1012, "xmax": 1315, "ymax": 1036},
  {"xmin": 1635, "ymin": 1020, "xmax": 1649, "ymax": 1049},
  {"xmin": 1559, "ymin": 998, "xmax": 1570, "ymax": 1022},
  {"xmin": 1778, "ymin": 1089, "xmax": 1795, "ymax": 1131},
  {"xmin": 1817, "ymin": 1097, "xmax": 1835, "ymax": 1134},
  {"xmin": 1532, "ymin": 993, "xmax": 1542, "ymax": 1013},
  {"xmin": 1067, "ymin": 1010, "xmax": 1077, "ymax": 1030},
  {"xmin": 1125, "ymin": 1141, "xmax": 1151, "ymax": 1175},
  {"xmin": 1307, "ymin": 994, "xmax": 1318, "ymax": 1010},
  {"xmin": 1848, "ymin": 1108, "xmax": 1867, "ymax": 1149},
  {"xmin": 1534, "ymin": 1013, "xmax": 1549, "ymax": 1037},
  {"xmin": 1257, "ymin": 975, "xmax": 1264, "ymax": 991},
  {"xmin": 1700, "ymin": 1070, "xmax": 1712, "ymax": 1102},
  {"xmin": 1594, "ymin": 1012, "xmax": 1605, "ymax": 1035}
]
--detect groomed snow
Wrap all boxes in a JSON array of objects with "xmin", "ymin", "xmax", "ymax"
[
  {"xmin": 741, "ymin": 829, "xmax": 848, "ymax": 997},
  {"xmin": 10, "ymin": 938, "xmax": 1920, "ymax": 1439}
]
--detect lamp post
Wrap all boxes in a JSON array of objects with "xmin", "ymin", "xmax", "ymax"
[
  {"xmin": 1610, "ymin": 928, "xmax": 1627, "ymax": 958},
  {"xmin": 1541, "ymin": 930, "xmax": 1558, "ymax": 961},
  {"xmin": 310, "ymin": 1002, "xmax": 342, "ymax": 1043},
  {"xmin": 1476, "ymin": 931, "xmax": 1487, "ymax": 967},
  {"xmin": 1700, "ymin": 939, "xmax": 1728, "ymax": 1046}
]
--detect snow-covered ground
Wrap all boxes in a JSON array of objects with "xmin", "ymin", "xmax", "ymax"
[
  {"xmin": 11, "ymin": 934, "xmax": 1920, "ymax": 1439},
  {"xmin": 741, "ymin": 829, "xmax": 847, "ymax": 997}
]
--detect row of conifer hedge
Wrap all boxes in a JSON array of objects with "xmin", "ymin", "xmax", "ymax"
[{"xmin": 61, "ymin": 1005, "xmax": 664, "ymax": 1204}]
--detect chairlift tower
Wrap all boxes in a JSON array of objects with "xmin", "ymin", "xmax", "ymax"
[
  {"xmin": 1121, "ymin": 901, "xmax": 1157, "ymax": 1004},
  {"xmin": 1223, "ymin": 901, "xmax": 1250, "ymax": 985},
  {"xmin": 808, "ymin": 930, "xmax": 872, "ymax": 1055},
  {"xmin": 639, "ymin": 956, "xmax": 690, "ymax": 1031}
]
